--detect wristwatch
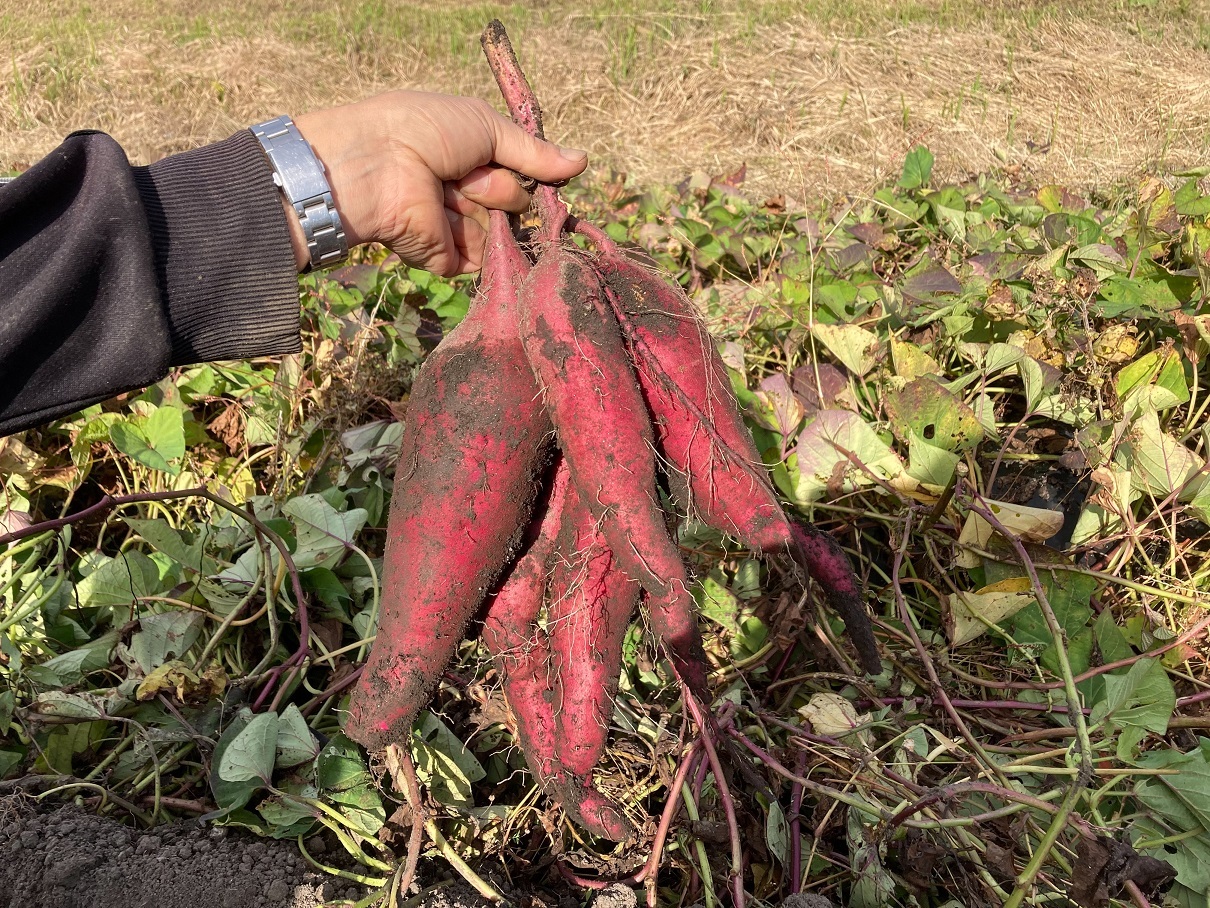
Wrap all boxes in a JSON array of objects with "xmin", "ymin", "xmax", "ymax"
[{"xmin": 251, "ymin": 115, "xmax": 348, "ymax": 271}]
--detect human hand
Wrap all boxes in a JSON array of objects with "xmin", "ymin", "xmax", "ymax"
[{"xmin": 289, "ymin": 91, "xmax": 587, "ymax": 276}]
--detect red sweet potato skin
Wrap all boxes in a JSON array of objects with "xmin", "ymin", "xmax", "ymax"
[
  {"xmin": 345, "ymin": 213, "xmax": 553, "ymax": 750},
  {"xmin": 518, "ymin": 248, "xmax": 709, "ymax": 693},
  {"xmin": 482, "ymin": 460, "xmax": 634, "ymax": 842},
  {"xmin": 598, "ymin": 254, "xmax": 881, "ymax": 673},
  {"xmin": 481, "ymin": 460, "xmax": 568, "ymax": 786},
  {"xmin": 548, "ymin": 486, "xmax": 639, "ymax": 779}
]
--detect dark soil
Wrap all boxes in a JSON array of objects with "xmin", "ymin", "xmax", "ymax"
[
  {"xmin": 0, "ymin": 795, "xmax": 366, "ymax": 908},
  {"xmin": 0, "ymin": 795, "xmax": 646, "ymax": 908}
]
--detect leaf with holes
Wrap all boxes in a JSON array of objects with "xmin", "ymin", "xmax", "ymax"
[{"xmin": 885, "ymin": 378, "xmax": 983, "ymax": 452}]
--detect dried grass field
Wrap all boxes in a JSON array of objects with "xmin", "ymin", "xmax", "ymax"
[{"xmin": 3, "ymin": 0, "xmax": 1210, "ymax": 199}]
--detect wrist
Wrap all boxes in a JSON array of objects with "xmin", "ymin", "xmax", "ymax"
[
  {"xmin": 280, "ymin": 196, "xmax": 309, "ymax": 272},
  {"xmin": 294, "ymin": 108, "xmax": 378, "ymax": 256},
  {"xmin": 252, "ymin": 115, "xmax": 350, "ymax": 273}
]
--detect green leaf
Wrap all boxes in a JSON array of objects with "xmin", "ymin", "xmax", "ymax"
[
  {"xmin": 0, "ymin": 750, "xmax": 23, "ymax": 779},
  {"xmin": 41, "ymin": 631, "xmax": 117, "ymax": 685},
  {"xmin": 412, "ymin": 712, "xmax": 485, "ymax": 808},
  {"xmin": 282, "ymin": 495, "xmax": 368, "ymax": 571},
  {"xmin": 1008, "ymin": 569, "xmax": 1096, "ymax": 669},
  {"xmin": 898, "ymin": 146, "xmax": 934, "ymax": 191},
  {"xmin": 257, "ymin": 792, "xmax": 319, "ymax": 839},
  {"xmin": 1082, "ymin": 610, "xmax": 1135, "ymax": 704},
  {"xmin": 124, "ymin": 518, "xmax": 211, "ymax": 572},
  {"xmin": 109, "ymin": 407, "xmax": 185, "ymax": 474},
  {"xmin": 907, "ymin": 433, "xmax": 960, "ymax": 488},
  {"xmin": 1136, "ymin": 746, "xmax": 1210, "ymax": 837},
  {"xmin": 733, "ymin": 615, "xmax": 768, "ymax": 660},
  {"xmin": 1091, "ymin": 658, "xmax": 1175, "ymax": 759},
  {"xmin": 317, "ymin": 735, "xmax": 373, "ymax": 792},
  {"xmin": 217, "ymin": 711, "xmax": 278, "ymax": 784},
  {"xmin": 1176, "ymin": 178, "xmax": 1210, "ymax": 216},
  {"xmin": 302, "ymin": 567, "xmax": 352, "ymax": 612},
  {"xmin": 1097, "ymin": 277, "xmax": 1182, "ymax": 317},
  {"xmin": 927, "ymin": 190, "xmax": 967, "ymax": 242},
  {"xmin": 733, "ymin": 558, "xmax": 762, "ymax": 600},
  {"xmin": 28, "ymin": 690, "xmax": 112, "ymax": 720},
  {"xmin": 1018, "ymin": 356, "xmax": 1057, "ymax": 411},
  {"xmin": 694, "ymin": 571, "xmax": 740, "ymax": 632},
  {"xmin": 75, "ymin": 552, "xmax": 162, "ymax": 610},
  {"xmin": 847, "ymin": 804, "xmax": 896, "ymax": 908},
  {"xmin": 0, "ymin": 690, "xmax": 13, "ymax": 732},
  {"xmin": 275, "ymin": 705, "xmax": 320, "ymax": 769},
  {"xmin": 1116, "ymin": 349, "xmax": 1190, "ymax": 414},
  {"xmin": 766, "ymin": 799, "xmax": 789, "ymax": 866},
  {"xmin": 127, "ymin": 610, "xmax": 205, "ymax": 674}
]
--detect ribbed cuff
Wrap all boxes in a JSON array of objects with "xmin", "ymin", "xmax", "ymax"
[{"xmin": 132, "ymin": 131, "xmax": 302, "ymax": 366}]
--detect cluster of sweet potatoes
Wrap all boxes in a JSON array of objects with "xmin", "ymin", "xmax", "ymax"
[{"xmin": 343, "ymin": 22, "xmax": 879, "ymax": 841}]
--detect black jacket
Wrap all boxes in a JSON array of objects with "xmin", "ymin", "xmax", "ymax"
[{"xmin": 0, "ymin": 129, "xmax": 301, "ymax": 436}]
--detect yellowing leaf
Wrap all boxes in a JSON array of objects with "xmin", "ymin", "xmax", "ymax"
[
  {"xmin": 1093, "ymin": 324, "xmax": 1140, "ymax": 366},
  {"xmin": 811, "ymin": 323, "xmax": 879, "ymax": 377},
  {"xmin": 956, "ymin": 499, "xmax": 1065, "ymax": 568},
  {"xmin": 884, "ymin": 378, "xmax": 984, "ymax": 453},
  {"xmin": 890, "ymin": 339, "xmax": 943, "ymax": 381},
  {"xmin": 794, "ymin": 410, "xmax": 909, "ymax": 503},
  {"xmin": 946, "ymin": 577, "xmax": 1035, "ymax": 646},
  {"xmin": 137, "ymin": 660, "xmax": 226, "ymax": 704},
  {"xmin": 798, "ymin": 693, "xmax": 870, "ymax": 744},
  {"xmin": 1118, "ymin": 411, "xmax": 1205, "ymax": 497}
]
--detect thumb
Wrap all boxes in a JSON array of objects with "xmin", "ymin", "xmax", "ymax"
[{"xmin": 487, "ymin": 116, "xmax": 588, "ymax": 184}]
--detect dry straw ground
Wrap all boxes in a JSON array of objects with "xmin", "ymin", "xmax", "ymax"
[{"xmin": 3, "ymin": 1, "xmax": 1210, "ymax": 200}]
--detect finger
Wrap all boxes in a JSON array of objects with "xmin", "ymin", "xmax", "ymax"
[
  {"xmin": 444, "ymin": 208, "xmax": 486, "ymax": 276},
  {"xmin": 481, "ymin": 110, "xmax": 588, "ymax": 184},
  {"xmin": 443, "ymin": 184, "xmax": 490, "ymax": 233},
  {"xmin": 454, "ymin": 165, "xmax": 531, "ymax": 213},
  {"xmin": 454, "ymin": 163, "xmax": 529, "ymax": 213}
]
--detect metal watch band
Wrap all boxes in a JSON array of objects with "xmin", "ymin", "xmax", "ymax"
[{"xmin": 251, "ymin": 115, "xmax": 348, "ymax": 271}]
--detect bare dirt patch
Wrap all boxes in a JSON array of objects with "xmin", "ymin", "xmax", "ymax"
[
  {"xmin": 2, "ymin": 6, "xmax": 1209, "ymax": 199},
  {"xmin": 0, "ymin": 795, "xmax": 365, "ymax": 908}
]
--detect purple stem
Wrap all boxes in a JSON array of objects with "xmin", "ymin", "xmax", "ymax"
[
  {"xmin": 859, "ymin": 695, "xmax": 1090, "ymax": 716},
  {"xmin": 300, "ymin": 667, "xmax": 363, "ymax": 717},
  {"xmin": 641, "ymin": 743, "xmax": 703, "ymax": 907},
  {"xmin": 789, "ymin": 751, "xmax": 807, "ymax": 895},
  {"xmin": 685, "ymin": 695, "xmax": 745, "ymax": 908}
]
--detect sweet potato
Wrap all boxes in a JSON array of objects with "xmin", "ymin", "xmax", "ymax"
[
  {"xmin": 483, "ymin": 459, "xmax": 634, "ymax": 842},
  {"xmin": 582, "ymin": 231, "xmax": 880, "ymax": 673},
  {"xmin": 518, "ymin": 247, "xmax": 710, "ymax": 694},
  {"xmin": 345, "ymin": 211, "xmax": 553, "ymax": 749},
  {"xmin": 547, "ymin": 484, "xmax": 640, "ymax": 779},
  {"xmin": 481, "ymin": 458, "xmax": 569, "ymax": 788}
]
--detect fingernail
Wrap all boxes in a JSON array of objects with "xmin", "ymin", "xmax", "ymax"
[
  {"xmin": 462, "ymin": 173, "xmax": 491, "ymax": 196},
  {"xmin": 559, "ymin": 147, "xmax": 588, "ymax": 162}
]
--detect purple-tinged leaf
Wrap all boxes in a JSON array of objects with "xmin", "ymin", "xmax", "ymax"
[{"xmin": 901, "ymin": 263, "xmax": 962, "ymax": 299}]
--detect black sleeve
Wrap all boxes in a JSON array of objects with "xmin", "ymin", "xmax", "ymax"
[{"xmin": 0, "ymin": 129, "xmax": 301, "ymax": 436}]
